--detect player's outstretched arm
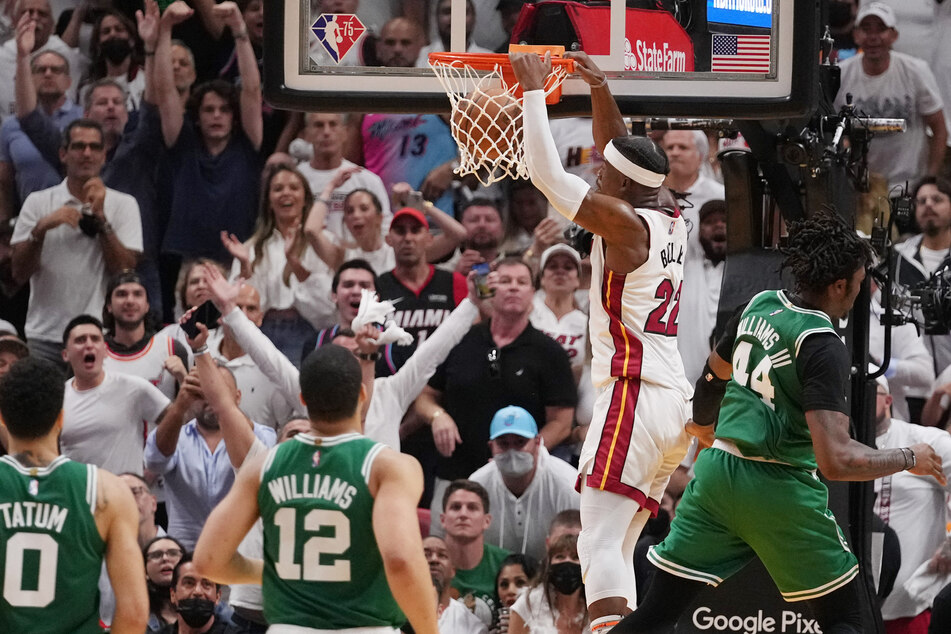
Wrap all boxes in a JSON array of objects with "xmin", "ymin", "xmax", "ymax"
[
  {"xmin": 97, "ymin": 471, "xmax": 149, "ymax": 634},
  {"xmin": 193, "ymin": 451, "xmax": 266, "ymax": 585},
  {"xmin": 370, "ymin": 450, "xmax": 439, "ymax": 634},
  {"xmin": 564, "ymin": 51, "xmax": 627, "ymax": 153},
  {"xmin": 510, "ymin": 51, "xmax": 648, "ymax": 268},
  {"xmin": 807, "ymin": 409, "xmax": 947, "ymax": 484},
  {"xmin": 194, "ymin": 327, "xmax": 256, "ymax": 467}
]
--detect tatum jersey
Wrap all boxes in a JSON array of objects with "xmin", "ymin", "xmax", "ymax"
[
  {"xmin": 717, "ymin": 290, "xmax": 839, "ymax": 470},
  {"xmin": 0, "ymin": 456, "xmax": 105, "ymax": 633},
  {"xmin": 588, "ymin": 208, "xmax": 692, "ymax": 399},
  {"xmin": 258, "ymin": 432, "xmax": 404, "ymax": 629}
]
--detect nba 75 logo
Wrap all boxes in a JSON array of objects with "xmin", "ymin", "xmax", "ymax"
[{"xmin": 312, "ymin": 13, "xmax": 366, "ymax": 64}]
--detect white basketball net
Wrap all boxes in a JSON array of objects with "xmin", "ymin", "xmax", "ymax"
[{"xmin": 429, "ymin": 58, "xmax": 570, "ymax": 187}]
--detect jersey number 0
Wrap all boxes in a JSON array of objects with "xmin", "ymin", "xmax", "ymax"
[{"xmin": 3, "ymin": 532, "xmax": 58, "ymax": 607}]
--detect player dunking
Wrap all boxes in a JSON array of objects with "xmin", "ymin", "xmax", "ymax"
[
  {"xmin": 0, "ymin": 358, "xmax": 148, "ymax": 633},
  {"xmin": 510, "ymin": 52, "xmax": 695, "ymax": 632},
  {"xmin": 615, "ymin": 212, "xmax": 947, "ymax": 633},
  {"xmin": 193, "ymin": 344, "xmax": 438, "ymax": 634}
]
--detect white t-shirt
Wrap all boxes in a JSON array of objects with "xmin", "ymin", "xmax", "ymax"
[
  {"xmin": 296, "ymin": 159, "xmax": 391, "ymax": 241},
  {"xmin": 211, "ymin": 338, "xmax": 304, "ymax": 431},
  {"xmin": 470, "ymin": 0, "xmax": 508, "ymax": 51},
  {"xmin": 868, "ymin": 296, "xmax": 935, "ymax": 421},
  {"xmin": 678, "ymin": 255, "xmax": 724, "ymax": 384},
  {"xmin": 61, "ymin": 372, "xmax": 169, "ymax": 476},
  {"xmin": 510, "ymin": 585, "xmax": 591, "ymax": 634},
  {"xmin": 440, "ymin": 598, "xmax": 489, "ymax": 634},
  {"xmin": 835, "ymin": 51, "xmax": 944, "ymax": 189},
  {"xmin": 918, "ymin": 244, "xmax": 948, "ymax": 277},
  {"xmin": 343, "ymin": 242, "xmax": 395, "ymax": 275},
  {"xmin": 681, "ymin": 174, "xmax": 724, "ymax": 255},
  {"xmin": 10, "ymin": 180, "xmax": 143, "ymax": 342},
  {"xmin": 931, "ymin": 1, "xmax": 951, "ymax": 145},
  {"xmin": 874, "ymin": 419, "xmax": 951, "ymax": 620},
  {"xmin": 530, "ymin": 294, "xmax": 588, "ymax": 369},
  {"xmin": 469, "ymin": 446, "xmax": 580, "ymax": 562},
  {"xmin": 230, "ymin": 230, "xmax": 336, "ymax": 330}
]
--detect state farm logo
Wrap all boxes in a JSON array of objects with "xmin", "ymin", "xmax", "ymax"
[
  {"xmin": 692, "ymin": 607, "xmax": 821, "ymax": 633},
  {"xmin": 624, "ymin": 37, "xmax": 688, "ymax": 72},
  {"xmin": 312, "ymin": 13, "xmax": 366, "ymax": 64}
]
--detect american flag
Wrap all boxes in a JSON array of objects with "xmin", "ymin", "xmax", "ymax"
[{"xmin": 711, "ymin": 34, "xmax": 771, "ymax": 73}]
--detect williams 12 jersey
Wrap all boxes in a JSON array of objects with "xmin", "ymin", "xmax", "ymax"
[{"xmin": 589, "ymin": 207, "xmax": 692, "ymax": 399}]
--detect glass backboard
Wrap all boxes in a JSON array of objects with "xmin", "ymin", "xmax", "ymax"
[{"xmin": 264, "ymin": 0, "xmax": 817, "ymax": 119}]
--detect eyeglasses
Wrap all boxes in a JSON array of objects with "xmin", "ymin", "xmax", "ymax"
[
  {"xmin": 68, "ymin": 141, "xmax": 105, "ymax": 152},
  {"xmin": 146, "ymin": 548, "xmax": 183, "ymax": 562},
  {"xmin": 487, "ymin": 347, "xmax": 500, "ymax": 379},
  {"xmin": 32, "ymin": 64, "xmax": 67, "ymax": 75}
]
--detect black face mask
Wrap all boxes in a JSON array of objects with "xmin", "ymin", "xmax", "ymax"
[
  {"xmin": 100, "ymin": 38, "xmax": 133, "ymax": 64},
  {"xmin": 176, "ymin": 596, "xmax": 216, "ymax": 628},
  {"xmin": 548, "ymin": 561, "xmax": 583, "ymax": 595}
]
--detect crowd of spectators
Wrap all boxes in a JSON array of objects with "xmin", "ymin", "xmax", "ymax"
[{"xmin": 2, "ymin": 1, "xmax": 951, "ymax": 633}]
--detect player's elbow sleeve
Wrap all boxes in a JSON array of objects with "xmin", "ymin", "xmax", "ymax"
[{"xmin": 522, "ymin": 91, "xmax": 589, "ymax": 220}]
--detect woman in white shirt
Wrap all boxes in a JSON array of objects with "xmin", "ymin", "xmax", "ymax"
[
  {"xmin": 530, "ymin": 244, "xmax": 593, "ymax": 450},
  {"xmin": 305, "ymin": 170, "xmax": 466, "ymax": 275},
  {"xmin": 510, "ymin": 534, "xmax": 589, "ymax": 634},
  {"xmin": 222, "ymin": 163, "xmax": 335, "ymax": 367}
]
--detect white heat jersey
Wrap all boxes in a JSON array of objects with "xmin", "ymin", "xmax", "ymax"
[
  {"xmin": 588, "ymin": 207, "xmax": 693, "ymax": 400},
  {"xmin": 103, "ymin": 333, "xmax": 179, "ymax": 399},
  {"xmin": 530, "ymin": 294, "xmax": 588, "ymax": 369}
]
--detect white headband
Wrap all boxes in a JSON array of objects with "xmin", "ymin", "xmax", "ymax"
[{"xmin": 602, "ymin": 140, "xmax": 667, "ymax": 188}]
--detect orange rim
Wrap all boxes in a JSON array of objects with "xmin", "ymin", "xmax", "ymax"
[{"xmin": 428, "ymin": 52, "xmax": 575, "ymax": 73}]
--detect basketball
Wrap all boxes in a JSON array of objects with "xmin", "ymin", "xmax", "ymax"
[{"xmin": 452, "ymin": 87, "xmax": 520, "ymax": 162}]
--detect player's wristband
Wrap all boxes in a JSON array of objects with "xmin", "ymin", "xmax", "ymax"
[
  {"xmin": 692, "ymin": 362, "xmax": 728, "ymax": 427},
  {"xmin": 192, "ymin": 344, "xmax": 209, "ymax": 356},
  {"xmin": 900, "ymin": 447, "xmax": 916, "ymax": 471}
]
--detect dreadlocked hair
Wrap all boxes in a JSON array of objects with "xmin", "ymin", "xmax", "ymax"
[{"xmin": 782, "ymin": 209, "xmax": 874, "ymax": 295}]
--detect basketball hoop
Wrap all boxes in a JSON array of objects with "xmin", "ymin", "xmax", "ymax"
[{"xmin": 428, "ymin": 49, "xmax": 575, "ymax": 186}]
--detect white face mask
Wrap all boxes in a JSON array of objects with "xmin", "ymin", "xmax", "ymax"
[{"xmin": 494, "ymin": 448, "xmax": 534, "ymax": 478}]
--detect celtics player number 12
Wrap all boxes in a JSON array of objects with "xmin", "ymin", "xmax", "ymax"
[{"xmin": 273, "ymin": 508, "xmax": 351, "ymax": 582}]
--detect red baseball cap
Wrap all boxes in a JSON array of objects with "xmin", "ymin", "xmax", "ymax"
[{"xmin": 391, "ymin": 207, "xmax": 429, "ymax": 229}]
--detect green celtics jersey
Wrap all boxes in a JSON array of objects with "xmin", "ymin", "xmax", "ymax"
[
  {"xmin": 258, "ymin": 432, "xmax": 404, "ymax": 629},
  {"xmin": 0, "ymin": 455, "xmax": 105, "ymax": 634},
  {"xmin": 717, "ymin": 290, "xmax": 839, "ymax": 470}
]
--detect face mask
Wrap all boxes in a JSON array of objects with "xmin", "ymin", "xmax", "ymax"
[
  {"xmin": 176, "ymin": 596, "xmax": 216, "ymax": 628},
  {"xmin": 494, "ymin": 449, "xmax": 534, "ymax": 478},
  {"xmin": 548, "ymin": 561, "xmax": 583, "ymax": 595},
  {"xmin": 100, "ymin": 38, "xmax": 133, "ymax": 64}
]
